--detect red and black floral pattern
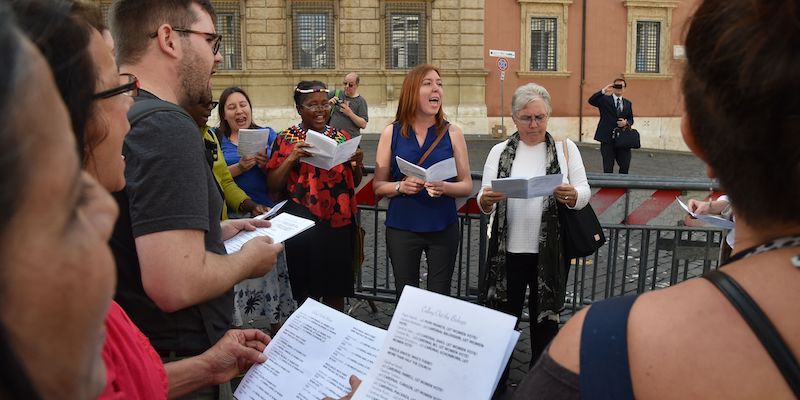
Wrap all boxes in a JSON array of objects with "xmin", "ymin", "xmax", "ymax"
[{"xmin": 267, "ymin": 125, "xmax": 356, "ymax": 228}]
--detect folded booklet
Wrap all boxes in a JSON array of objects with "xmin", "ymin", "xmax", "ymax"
[
  {"xmin": 396, "ymin": 156, "xmax": 457, "ymax": 182},
  {"xmin": 301, "ymin": 129, "xmax": 362, "ymax": 170},
  {"xmin": 223, "ymin": 212, "xmax": 314, "ymax": 253},
  {"xmin": 237, "ymin": 128, "xmax": 270, "ymax": 157},
  {"xmin": 234, "ymin": 286, "xmax": 519, "ymax": 400},
  {"xmin": 491, "ymin": 173, "xmax": 563, "ymax": 199}
]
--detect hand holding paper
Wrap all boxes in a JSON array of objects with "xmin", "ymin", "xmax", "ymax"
[
  {"xmin": 395, "ymin": 156, "xmax": 457, "ymax": 182},
  {"xmin": 676, "ymin": 197, "xmax": 735, "ymax": 229},
  {"xmin": 301, "ymin": 129, "xmax": 362, "ymax": 170}
]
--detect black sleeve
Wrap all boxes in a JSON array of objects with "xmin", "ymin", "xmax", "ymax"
[
  {"xmin": 122, "ymin": 110, "xmax": 211, "ymax": 237},
  {"xmin": 588, "ymin": 90, "xmax": 604, "ymax": 107},
  {"xmin": 512, "ymin": 350, "xmax": 581, "ymax": 400}
]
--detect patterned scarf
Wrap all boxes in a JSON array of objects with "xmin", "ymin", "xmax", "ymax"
[{"xmin": 484, "ymin": 132, "xmax": 567, "ymax": 323}]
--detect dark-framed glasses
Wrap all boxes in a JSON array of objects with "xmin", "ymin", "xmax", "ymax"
[
  {"xmin": 149, "ymin": 27, "xmax": 222, "ymax": 55},
  {"xmin": 516, "ymin": 114, "xmax": 548, "ymax": 126},
  {"xmin": 207, "ymin": 101, "xmax": 219, "ymax": 110},
  {"xmin": 301, "ymin": 104, "xmax": 332, "ymax": 112},
  {"xmin": 93, "ymin": 74, "xmax": 139, "ymax": 100}
]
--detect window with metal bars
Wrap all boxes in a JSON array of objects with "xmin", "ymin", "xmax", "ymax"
[
  {"xmin": 530, "ymin": 17, "xmax": 557, "ymax": 71},
  {"xmin": 385, "ymin": 3, "xmax": 426, "ymax": 69},
  {"xmin": 97, "ymin": 1, "xmax": 242, "ymax": 70},
  {"xmin": 292, "ymin": 3, "xmax": 335, "ymax": 69},
  {"xmin": 215, "ymin": 1, "xmax": 241, "ymax": 70},
  {"xmin": 635, "ymin": 21, "xmax": 660, "ymax": 73}
]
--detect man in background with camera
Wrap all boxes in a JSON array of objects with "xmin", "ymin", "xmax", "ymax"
[
  {"xmin": 588, "ymin": 78, "xmax": 635, "ymax": 174},
  {"xmin": 328, "ymin": 72, "xmax": 369, "ymax": 137}
]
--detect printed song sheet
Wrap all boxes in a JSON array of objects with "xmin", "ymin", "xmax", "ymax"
[
  {"xmin": 237, "ymin": 128, "xmax": 270, "ymax": 157},
  {"xmin": 234, "ymin": 300, "xmax": 386, "ymax": 400},
  {"xmin": 395, "ymin": 156, "xmax": 457, "ymax": 182},
  {"xmin": 301, "ymin": 129, "xmax": 362, "ymax": 170},
  {"xmin": 224, "ymin": 212, "xmax": 314, "ymax": 253},
  {"xmin": 352, "ymin": 286, "xmax": 518, "ymax": 400},
  {"xmin": 676, "ymin": 198, "xmax": 735, "ymax": 229},
  {"xmin": 491, "ymin": 173, "xmax": 563, "ymax": 199}
]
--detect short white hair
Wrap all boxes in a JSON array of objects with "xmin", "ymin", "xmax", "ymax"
[{"xmin": 511, "ymin": 83, "xmax": 552, "ymax": 115}]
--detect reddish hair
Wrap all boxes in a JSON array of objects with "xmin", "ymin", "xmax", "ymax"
[{"xmin": 393, "ymin": 64, "xmax": 447, "ymax": 138}]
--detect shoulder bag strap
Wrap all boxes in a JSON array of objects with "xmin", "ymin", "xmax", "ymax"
[
  {"xmin": 416, "ymin": 123, "xmax": 449, "ymax": 166},
  {"xmin": 704, "ymin": 270, "xmax": 800, "ymax": 397},
  {"xmin": 579, "ymin": 294, "xmax": 638, "ymax": 400},
  {"xmin": 561, "ymin": 140, "xmax": 570, "ymax": 181}
]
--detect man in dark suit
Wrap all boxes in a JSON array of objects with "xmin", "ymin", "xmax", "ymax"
[{"xmin": 588, "ymin": 78, "xmax": 635, "ymax": 173}]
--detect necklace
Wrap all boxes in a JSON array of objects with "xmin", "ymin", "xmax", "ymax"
[{"xmin": 722, "ymin": 235, "xmax": 800, "ymax": 267}]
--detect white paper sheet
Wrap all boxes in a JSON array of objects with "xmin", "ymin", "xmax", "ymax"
[
  {"xmin": 237, "ymin": 128, "xmax": 270, "ymax": 157},
  {"xmin": 300, "ymin": 129, "xmax": 362, "ymax": 170},
  {"xmin": 234, "ymin": 300, "xmax": 386, "ymax": 400},
  {"xmin": 352, "ymin": 286, "xmax": 518, "ymax": 400},
  {"xmin": 223, "ymin": 212, "xmax": 314, "ymax": 253},
  {"xmin": 676, "ymin": 198, "xmax": 735, "ymax": 229},
  {"xmin": 254, "ymin": 200, "xmax": 288, "ymax": 221},
  {"xmin": 395, "ymin": 156, "xmax": 458, "ymax": 182},
  {"xmin": 491, "ymin": 173, "xmax": 563, "ymax": 199}
]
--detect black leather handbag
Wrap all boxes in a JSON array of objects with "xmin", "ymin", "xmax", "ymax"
[
  {"xmin": 613, "ymin": 127, "xmax": 641, "ymax": 149},
  {"xmin": 558, "ymin": 202, "xmax": 606, "ymax": 259},
  {"xmin": 559, "ymin": 142, "xmax": 606, "ymax": 259}
]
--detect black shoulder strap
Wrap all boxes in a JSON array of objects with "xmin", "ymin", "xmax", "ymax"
[
  {"xmin": 704, "ymin": 270, "xmax": 800, "ymax": 397},
  {"xmin": 127, "ymin": 98, "xmax": 192, "ymax": 126}
]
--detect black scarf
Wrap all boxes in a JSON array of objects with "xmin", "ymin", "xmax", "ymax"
[{"xmin": 483, "ymin": 132, "xmax": 567, "ymax": 323}]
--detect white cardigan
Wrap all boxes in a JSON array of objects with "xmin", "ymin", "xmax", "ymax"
[{"xmin": 477, "ymin": 139, "xmax": 591, "ymax": 253}]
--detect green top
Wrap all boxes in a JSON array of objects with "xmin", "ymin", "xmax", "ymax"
[{"xmin": 202, "ymin": 125, "xmax": 249, "ymax": 220}]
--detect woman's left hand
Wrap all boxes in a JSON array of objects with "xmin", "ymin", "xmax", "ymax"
[
  {"xmin": 554, "ymin": 184, "xmax": 577, "ymax": 207},
  {"xmin": 424, "ymin": 181, "xmax": 446, "ymax": 198}
]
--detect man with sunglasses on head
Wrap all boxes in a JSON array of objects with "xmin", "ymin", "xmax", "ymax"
[
  {"xmin": 108, "ymin": 2, "xmax": 282, "ymax": 398},
  {"xmin": 328, "ymin": 72, "xmax": 369, "ymax": 137}
]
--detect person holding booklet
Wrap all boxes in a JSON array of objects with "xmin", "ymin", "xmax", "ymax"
[
  {"xmin": 266, "ymin": 80, "xmax": 364, "ymax": 312},
  {"xmin": 372, "ymin": 64, "xmax": 472, "ymax": 299},
  {"xmin": 477, "ymin": 83, "xmax": 590, "ymax": 395}
]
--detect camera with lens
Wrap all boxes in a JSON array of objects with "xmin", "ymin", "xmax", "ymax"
[{"xmin": 612, "ymin": 83, "xmax": 624, "ymax": 89}]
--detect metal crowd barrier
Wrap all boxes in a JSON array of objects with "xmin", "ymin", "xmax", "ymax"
[{"xmin": 351, "ymin": 169, "xmax": 726, "ymax": 316}]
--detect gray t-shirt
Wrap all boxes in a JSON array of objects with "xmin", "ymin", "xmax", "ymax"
[
  {"xmin": 328, "ymin": 92, "xmax": 368, "ymax": 137},
  {"xmin": 112, "ymin": 91, "xmax": 230, "ymax": 353}
]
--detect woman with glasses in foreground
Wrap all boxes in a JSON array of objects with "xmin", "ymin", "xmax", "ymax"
[
  {"xmin": 478, "ymin": 82, "xmax": 590, "ymax": 395},
  {"xmin": 266, "ymin": 81, "xmax": 364, "ymax": 312}
]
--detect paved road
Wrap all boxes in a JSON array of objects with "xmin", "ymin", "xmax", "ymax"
[{"xmin": 359, "ymin": 133, "xmax": 707, "ymax": 178}]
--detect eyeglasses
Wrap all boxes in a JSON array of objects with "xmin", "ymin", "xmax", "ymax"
[
  {"xmin": 93, "ymin": 74, "xmax": 139, "ymax": 100},
  {"xmin": 207, "ymin": 101, "xmax": 219, "ymax": 110},
  {"xmin": 301, "ymin": 104, "xmax": 332, "ymax": 112},
  {"xmin": 149, "ymin": 27, "xmax": 222, "ymax": 55},
  {"xmin": 343, "ymin": 82, "xmax": 356, "ymax": 88},
  {"xmin": 515, "ymin": 114, "xmax": 548, "ymax": 126}
]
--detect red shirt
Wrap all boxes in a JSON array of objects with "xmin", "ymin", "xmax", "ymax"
[
  {"xmin": 267, "ymin": 125, "xmax": 357, "ymax": 227},
  {"xmin": 99, "ymin": 302, "xmax": 168, "ymax": 400}
]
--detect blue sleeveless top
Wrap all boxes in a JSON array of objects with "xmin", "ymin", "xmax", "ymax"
[{"xmin": 386, "ymin": 122, "xmax": 458, "ymax": 232}]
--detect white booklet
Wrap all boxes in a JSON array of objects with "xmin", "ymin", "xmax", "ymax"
[
  {"xmin": 223, "ymin": 212, "xmax": 314, "ymax": 253},
  {"xmin": 234, "ymin": 287, "xmax": 519, "ymax": 400},
  {"xmin": 301, "ymin": 129, "xmax": 362, "ymax": 170},
  {"xmin": 676, "ymin": 197, "xmax": 735, "ymax": 229},
  {"xmin": 491, "ymin": 173, "xmax": 564, "ymax": 199},
  {"xmin": 237, "ymin": 128, "xmax": 270, "ymax": 157},
  {"xmin": 396, "ymin": 156, "xmax": 457, "ymax": 182}
]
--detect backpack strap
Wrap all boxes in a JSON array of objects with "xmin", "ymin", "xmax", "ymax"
[
  {"xmin": 704, "ymin": 270, "xmax": 800, "ymax": 397},
  {"xmin": 580, "ymin": 294, "xmax": 638, "ymax": 400}
]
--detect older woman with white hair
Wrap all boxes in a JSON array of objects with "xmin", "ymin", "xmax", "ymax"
[{"xmin": 478, "ymin": 82, "xmax": 590, "ymax": 394}]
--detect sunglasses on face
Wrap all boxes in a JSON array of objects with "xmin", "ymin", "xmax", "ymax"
[
  {"xmin": 343, "ymin": 82, "xmax": 356, "ymax": 88},
  {"xmin": 93, "ymin": 74, "xmax": 140, "ymax": 100},
  {"xmin": 149, "ymin": 27, "xmax": 222, "ymax": 55}
]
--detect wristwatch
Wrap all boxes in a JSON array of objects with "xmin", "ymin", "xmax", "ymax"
[{"xmin": 395, "ymin": 182, "xmax": 402, "ymax": 195}]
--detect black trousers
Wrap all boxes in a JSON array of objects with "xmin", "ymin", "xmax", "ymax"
[
  {"xmin": 386, "ymin": 223, "xmax": 460, "ymax": 300},
  {"xmin": 496, "ymin": 252, "xmax": 560, "ymax": 390},
  {"xmin": 600, "ymin": 142, "xmax": 632, "ymax": 174}
]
